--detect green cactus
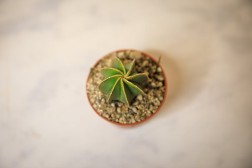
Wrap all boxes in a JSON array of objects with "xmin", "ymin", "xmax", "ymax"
[{"xmin": 99, "ymin": 57, "xmax": 148, "ymax": 105}]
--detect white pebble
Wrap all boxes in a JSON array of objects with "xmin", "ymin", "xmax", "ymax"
[
  {"xmin": 137, "ymin": 95, "xmax": 143, "ymax": 101},
  {"xmin": 155, "ymin": 75, "xmax": 164, "ymax": 81},
  {"xmin": 117, "ymin": 108, "xmax": 121, "ymax": 113},
  {"xmin": 157, "ymin": 67, "xmax": 162, "ymax": 72},
  {"xmin": 132, "ymin": 107, "xmax": 137, "ymax": 113}
]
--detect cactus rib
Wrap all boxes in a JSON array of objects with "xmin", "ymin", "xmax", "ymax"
[{"xmin": 99, "ymin": 57, "xmax": 148, "ymax": 105}]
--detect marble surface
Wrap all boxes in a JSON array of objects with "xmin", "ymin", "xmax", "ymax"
[{"xmin": 1, "ymin": 0, "xmax": 252, "ymax": 168}]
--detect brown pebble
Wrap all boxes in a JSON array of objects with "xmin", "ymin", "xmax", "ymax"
[{"xmin": 142, "ymin": 60, "xmax": 148, "ymax": 66}]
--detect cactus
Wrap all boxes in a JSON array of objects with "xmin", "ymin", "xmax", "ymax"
[{"xmin": 99, "ymin": 57, "xmax": 148, "ymax": 105}]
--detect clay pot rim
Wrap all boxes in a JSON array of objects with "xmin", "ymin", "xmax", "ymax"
[{"xmin": 86, "ymin": 49, "xmax": 168, "ymax": 127}]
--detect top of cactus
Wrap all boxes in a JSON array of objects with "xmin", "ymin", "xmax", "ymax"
[{"xmin": 99, "ymin": 57, "xmax": 148, "ymax": 105}]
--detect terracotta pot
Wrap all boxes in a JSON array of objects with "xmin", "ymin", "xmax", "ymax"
[{"xmin": 86, "ymin": 49, "xmax": 167, "ymax": 126}]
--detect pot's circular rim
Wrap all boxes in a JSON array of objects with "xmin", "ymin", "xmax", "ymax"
[{"xmin": 86, "ymin": 49, "xmax": 168, "ymax": 127}]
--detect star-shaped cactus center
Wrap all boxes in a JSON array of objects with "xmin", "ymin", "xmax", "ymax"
[{"xmin": 99, "ymin": 57, "xmax": 148, "ymax": 105}]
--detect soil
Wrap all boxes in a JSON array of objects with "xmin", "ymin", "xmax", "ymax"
[{"xmin": 86, "ymin": 50, "xmax": 166, "ymax": 125}]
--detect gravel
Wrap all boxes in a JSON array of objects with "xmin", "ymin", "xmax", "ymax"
[{"xmin": 86, "ymin": 50, "xmax": 166, "ymax": 125}]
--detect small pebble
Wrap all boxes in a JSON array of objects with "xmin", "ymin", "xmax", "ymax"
[
  {"xmin": 155, "ymin": 75, "xmax": 164, "ymax": 81},
  {"xmin": 93, "ymin": 104, "xmax": 98, "ymax": 109},
  {"xmin": 158, "ymin": 96, "xmax": 163, "ymax": 101},
  {"xmin": 153, "ymin": 98, "xmax": 160, "ymax": 106},
  {"xmin": 117, "ymin": 107, "xmax": 121, "ymax": 113},
  {"xmin": 119, "ymin": 118, "xmax": 124, "ymax": 123},
  {"xmin": 149, "ymin": 105, "xmax": 154, "ymax": 111},
  {"xmin": 117, "ymin": 52, "xmax": 124, "ymax": 58},
  {"xmin": 137, "ymin": 95, "xmax": 143, "ymax": 101},
  {"xmin": 157, "ymin": 82, "xmax": 163, "ymax": 87},
  {"xmin": 97, "ymin": 109, "xmax": 103, "ymax": 114},
  {"xmin": 90, "ymin": 98, "xmax": 95, "ymax": 103},
  {"xmin": 130, "ymin": 51, "xmax": 142, "ymax": 59},
  {"xmin": 132, "ymin": 107, "xmax": 137, "ymax": 113},
  {"xmin": 119, "ymin": 117, "xmax": 126, "ymax": 124},
  {"xmin": 101, "ymin": 98, "xmax": 105, "ymax": 103},
  {"xmin": 135, "ymin": 117, "xmax": 141, "ymax": 122},
  {"xmin": 107, "ymin": 108, "xmax": 113, "ymax": 114},
  {"xmin": 146, "ymin": 113, "xmax": 151, "ymax": 117},
  {"xmin": 132, "ymin": 101, "xmax": 139, "ymax": 106},
  {"xmin": 142, "ymin": 60, "xmax": 148, "ymax": 66},
  {"xmin": 128, "ymin": 109, "xmax": 134, "ymax": 115},
  {"xmin": 117, "ymin": 102, "xmax": 123, "ymax": 107},
  {"xmin": 151, "ymin": 82, "xmax": 156, "ymax": 87}
]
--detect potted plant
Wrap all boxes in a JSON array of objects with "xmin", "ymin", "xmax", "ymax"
[{"xmin": 86, "ymin": 49, "xmax": 167, "ymax": 126}]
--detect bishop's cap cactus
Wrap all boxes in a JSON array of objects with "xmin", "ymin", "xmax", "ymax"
[{"xmin": 99, "ymin": 57, "xmax": 148, "ymax": 105}]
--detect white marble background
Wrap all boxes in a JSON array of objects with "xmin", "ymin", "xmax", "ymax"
[{"xmin": 0, "ymin": 0, "xmax": 252, "ymax": 168}]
